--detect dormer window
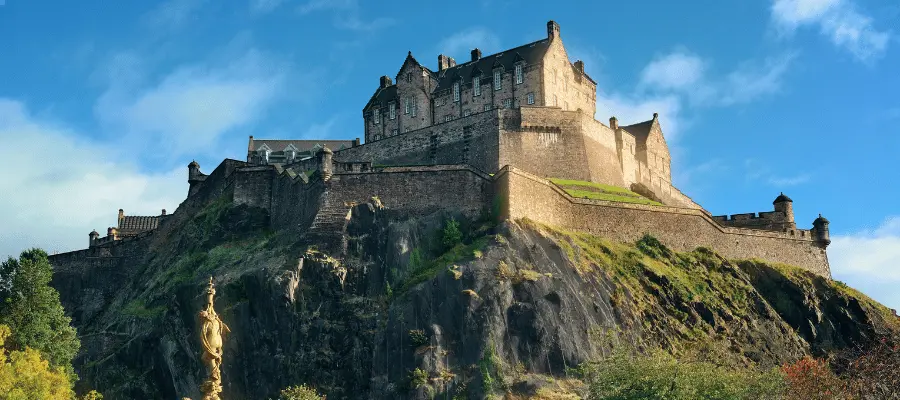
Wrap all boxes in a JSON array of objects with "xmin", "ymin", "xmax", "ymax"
[
  {"xmin": 473, "ymin": 76, "xmax": 481, "ymax": 96},
  {"xmin": 515, "ymin": 64, "xmax": 523, "ymax": 84},
  {"xmin": 389, "ymin": 103, "xmax": 396, "ymax": 119},
  {"xmin": 260, "ymin": 149, "xmax": 270, "ymax": 163},
  {"xmin": 453, "ymin": 81, "xmax": 460, "ymax": 102},
  {"xmin": 373, "ymin": 108, "xmax": 381, "ymax": 125},
  {"xmin": 493, "ymin": 70, "xmax": 502, "ymax": 90}
]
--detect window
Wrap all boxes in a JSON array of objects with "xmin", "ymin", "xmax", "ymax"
[
  {"xmin": 373, "ymin": 108, "xmax": 381, "ymax": 124},
  {"xmin": 411, "ymin": 97, "xmax": 417, "ymax": 116},
  {"xmin": 554, "ymin": 95, "xmax": 558, "ymax": 106},
  {"xmin": 444, "ymin": 115, "xmax": 452, "ymax": 122},
  {"xmin": 404, "ymin": 98, "xmax": 410, "ymax": 114},
  {"xmin": 493, "ymin": 70, "xmax": 502, "ymax": 90},
  {"xmin": 464, "ymin": 109, "xmax": 471, "ymax": 117},
  {"xmin": 484, "ymin": 104, "xmax": 491, "ymax": 111},
  {"xmin": 405, "ymin": 127, "xmax": 411, "ymax": 133},
  {"xmin": 389, "ymin": 103, "xmax": 396, "ymax": 119},
  {"xmin": 503, "ymin": 98, "xmax": 512, "ymax": 109},
  {"xmin": 527, "ymin": 92, "xmax": 535, "ymax": 105},
  {"xmin": 391, "ymin": 129, "xmax": 398, "ymax": 136},
  {"xmin": 473, "ymin": 77, "xmax": 481, "ymax": 96},
  {"xmin": 453, "ymin": 81, "xmax": 460, "ymax": 102},
  {"xmin": 515, "ymin": 64, "xmax": 523, "ymax": 84},
  {"xmin": 406, "ymin": 73, "xmax": 412, "ymax": 83}
]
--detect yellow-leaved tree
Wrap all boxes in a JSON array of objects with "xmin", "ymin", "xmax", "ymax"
[{"xmin": 0, "ymin": 324, "xmax": 74, "ymax": 400}]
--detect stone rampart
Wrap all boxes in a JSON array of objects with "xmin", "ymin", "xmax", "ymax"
[{"xmin": 496, "ymin": 167, "xmax": 831, "ymax": 277}]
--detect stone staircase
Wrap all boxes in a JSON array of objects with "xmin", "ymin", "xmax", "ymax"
[{"xmin": 306, "ymin": 203, "xmax": 352, "ymax": 254}]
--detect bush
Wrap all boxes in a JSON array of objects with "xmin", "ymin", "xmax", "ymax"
[
  {"xmin": 409, "ymin": 368, "xmax": 428, "ymax": 388},
  {"xmin": 277, "ymin": 384, "xmax": 324, "ymax": 400},
  {"xmin": 408, "ymin": 329, "xmax": 428, "ymax": 348},
  {"xmin": 579, "ymin": 350, "xmax": 786, "ymax": 400},
  {"xmin": 781, "ymin": 356, "xmax": 843, "ymax": 400},
  {"xmin": 442, "ymin": 218, "xmax": 463, "ymax": 250}
]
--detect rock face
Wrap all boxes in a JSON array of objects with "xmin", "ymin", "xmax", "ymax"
[{"xmin": 50, "ymin": 199, "xmax": 899, "ymax": 399}]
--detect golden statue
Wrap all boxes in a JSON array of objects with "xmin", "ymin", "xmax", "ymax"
[{"xmin": 199, "ymin": 277, "xmax": 230, "ymax": 400}]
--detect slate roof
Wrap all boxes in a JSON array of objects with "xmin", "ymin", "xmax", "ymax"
[
  {"xmin": 432, "ymin": 39, "xmax": 552, "ymax": 92},
  {"xmin": 774, "ymin": 193, "xmax": 793, "ymax": 203},
  {"xmin": 250, "ymin": 139, "xmax": 356, "ymax": 154},
  {"xmin": 620, "ymin": 120, "xmax": 654, "ymax": 142},
  {"xmin": 364, "ymin": 84, "xmax": 398, "ymax": 112},
  {"xmin": 118, "ymin": 216, "xmax": 160, "ymax": 233}
]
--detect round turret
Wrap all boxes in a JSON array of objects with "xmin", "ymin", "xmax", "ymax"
[
  {"xmin": 773, "ymin": 192, "xmax": 795, "ymax": 226},
  {"xmin": 773, "ymin": 192, "xmax": 793, "ymax": 204},
  {"xmin": 813, "ymin": 214, "xmax": 831, "ymax": 247},
  {"xmin": 89, "ymin": 229, "xmax": 99, "ymax": 247}
]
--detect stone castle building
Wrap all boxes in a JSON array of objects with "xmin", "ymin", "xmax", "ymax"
[{"xmin": 73, "ymin": 20, "xmax": 832, "ymax": 278}]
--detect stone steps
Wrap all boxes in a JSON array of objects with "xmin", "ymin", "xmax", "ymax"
[{"xmin": 307, "ymin": 205, "xmax": 351, "ymax": 254}]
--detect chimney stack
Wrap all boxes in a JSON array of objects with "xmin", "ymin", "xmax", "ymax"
[
  {"xmin": 471, "ymin": 48, "xmax": 482, "ymax": 62},
  {"xmin": 610, "ymin": 117, "xmax": 618, "ymax": 130},
  {"xmin": 448, "ymin": 57, "xmax": 457, "ymax": 67},
  {"xmin": 547, "ymin": 20, "xmax": 560, "ymax": 40},
  {"xmin": 379, "ymin": 75, "xmax": 393, "ymax": 88},
  {"xmin": 161, "ymin": 209, "xmax": 167, "ymax": 216},
  {"xmin": 574, "ymin": 60, "xmax": 584, "ymax": 74},
  {"xmin": 353, "ymin": 138, "xmax": 361, "ymax": 147},
  {"xmin": 438, "ymin": 54, "xmax": 450, "ymax": 71}
]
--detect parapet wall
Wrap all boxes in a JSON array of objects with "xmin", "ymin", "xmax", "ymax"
[{"xmin": 497, "ymin": 167, "xmax": 831, "ymax": 277}]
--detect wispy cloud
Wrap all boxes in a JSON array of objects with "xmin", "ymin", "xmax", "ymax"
[
  {"xmin": 436, "ymin": 27, "xmax": 502, "ymax": 60},
  {"xmin": 744, "ymin": 158, "xmax": 813, "ymax": 187},
  {"xmin": 296, "ymin": 0, "xmax": 393, "ymax": 31},
  {"xmin": 250, "ymin": 0, "xmax": 287, "ymax": 14},
  {"xmin": 639, "ymin": 51, "xmax": 707, "ymax": 91},
  {"xmin": 94, "ymin": 49, "xmax": 287, "ymax": 158},
  {"xmin": 831, "ymin": 216, "xmax": 900, "ymax": 309},
  {"xmin": 141, "ymin": 0, "xmax": 208, "ymax": 31},
  {"xmin": 0, "ymin": 100, "xmax": 185, "ymax": 259},
  {"xmin": 770, "ymin": 0, "xmax": 891, "ymax": 62}
]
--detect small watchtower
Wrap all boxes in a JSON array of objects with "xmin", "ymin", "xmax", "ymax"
[
  {"xmin": 773, "ymin": 193, "xmax": 796, "ymax": 230},
  {"xmin": 89, "ymin": 229, "xmax": 99, "ymax": 248},
  {"xmin": 188, "ymin": 160, "xmax": 205, "ymax": 197},
  {"xmin": 813, "ymin": 214, "xmax": 831, "ymax": 248}
]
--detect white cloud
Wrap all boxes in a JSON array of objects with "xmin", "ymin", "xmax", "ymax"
[
  {"xmin": 296, "ymin": 0, "xmax": 393, "ymax": 31},
  {"xmin": 718, "ymin": 53, "xmax": 795, "ymax": 106},
  {"xmin": 94, "ymin": 49, "xmax": 286, "ymax": 157},
  {"xmin": 595, "ymin": 93, "xmax": 683, "ymax": 139},
  {"xmin": 141, "ymin": 0, "xmax": 207, "ymax": 31},
  {"xmin": 771, "ymin": 0, "xmax": 891, "ymax": 61},
  {"xmin": 436, "ymin": 27, "xmax": 502, "ymax": 61},
  {"xmin": 831, "ymin": 217, "xmax": 900, "ymax": 310},
  {"xmin": 639, "ymin": 51, "xmax": 707, "ymax": 91},
  {"xmin": 0, "ymin": 100, "xmax": 186, "ymax": 259},
  {"xmin": 743, "ymin": 158, "xmax": 813, "ymax": 187}
]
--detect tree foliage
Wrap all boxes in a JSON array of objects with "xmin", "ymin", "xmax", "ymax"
[
  {"xmin": 0, "ymin": 324, "xmax": 75, "ymax": 400},
  {"xmin": 277, "ymin": 384, "xmax": 325, "ymax": 400},
  {"xmin": 579, "ymin": 349, "xmax": 786, "ymax": 400}
]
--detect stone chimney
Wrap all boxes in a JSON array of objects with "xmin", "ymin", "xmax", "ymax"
[
  {"xmin": 438, "ymin": 54, "xmax": 450, "ymax": 71},
  {"xmin": 448, "ymin": 57, "xmax": 457, "ymax": 67},
  {"xmin": 547, "ymin": 20, "xmax": 560, "ymax": 40},
  {"xmin": 574, "ymin": 60, "xmax": 585, "ymax": 75},
  {"xmin": 317, "ymin": 147, "xmax": 334, "ymax": 181},
  {"xmin": 609, "ymin": 116, "xmax": 618, "ymax": 130},
  {"xmin": 161, "ymin": 209, "xmax": 167, "ymax": 216},
  {"xmin": 353, "ymin": 138, "xmax": 361, "ymax": 147},
  {"xmin": 379, "ymin": 75, "xmax": 393, "ymax": 88},
  {"xmin": 471, "ymin": 48, "xmax": 482, "ymax": 62},
  {"xmin": 118, "ymin": 209, "xmax": 124, "ymax": 227}
]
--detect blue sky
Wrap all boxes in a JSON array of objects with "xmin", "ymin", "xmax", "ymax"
[{"xmin": 1, "ymin": 0, "xmax": 898, "ymax": 309}]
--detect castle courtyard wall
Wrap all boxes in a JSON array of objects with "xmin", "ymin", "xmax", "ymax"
[
  {"xmin": 231, "ymin": 166, "xmax": 275, "ymax": 210},
  {"xmin": 497, "ymin": 167, "xmax": 830, "ymax": 277}
]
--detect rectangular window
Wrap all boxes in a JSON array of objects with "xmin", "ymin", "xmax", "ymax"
[
  {"xmin": 503, "ymin": 98, "xmax": 512, "ymax": 109},
  {"xmin": 484, "ymin": 104, "xmax": 491, "ymax": 111},
  {"xmin": 389, "ymin": 103, "xmax": 396, "ymax": 119},
  {"xmin": 444, "ymin": 115, "xmax": 452, "ymax": 122},
  {"xmin": 404, "ymin": 98, "xmax": 410, "ymax": 114},
  {"xmin": 391, "ymin": 129, "xmax": 398, "ymax": 136},
  {"xmin": 411, "ymin": 98, "xmax": 417, "ymax": 116},
  {"xmin": 405, "ymin": 127, "xmax": 411, "ymax": 133},
  {"xmin": 515, "ymin": 64, "xmax": 523, "ymax": 84},
  {"xmin": 464, "ymin": 109, "xmax": 471, "ymax": 117},
  {"xmin": 473, "ymin": 77, "xmax": 481, "ymax": 96},
  {"xmin": 493, "ymin": 70, "xmax": 502, "ymax": 90},
  {"xmin": 453, "ymin": 81, "xmax": 460, "ymax": 102},
  {"xmin": 373, "ymin": 108, "xmax": 380, "ymax": 124},
  {"xmin": 407, "ymin": 73, "xmax": 412, "ymax": 83},
  {"xmin": 527, "ymin": 92, "xmax": 535, "ymax": 105}
]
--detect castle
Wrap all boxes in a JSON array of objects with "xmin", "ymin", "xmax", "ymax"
[{"xmin": 69, "ymin": 21, "xmax": 832, "ymax": 278}]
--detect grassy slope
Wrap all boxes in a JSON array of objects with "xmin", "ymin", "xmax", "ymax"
[{"xmin": 547, "ymin": 178, "xmax": 663, "ymax": 206}]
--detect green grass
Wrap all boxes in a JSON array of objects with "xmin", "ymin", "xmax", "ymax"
[
  {"xmin": 548, "ymin": 178, "xmax": 663, "ymax": 206},
  {"xmin": 121, "ymin": 299, "xmax": 165, "ymax": 319},
  {"xmin": 395, "ymin": 237, "xmax": 490, "ymax": 296}
]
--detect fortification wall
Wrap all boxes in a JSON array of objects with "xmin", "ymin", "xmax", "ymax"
[
  {"xmin": 270, "ymin": 170, "xmax": 326, "ymax": 233},
  {"xmin": 497, "ymin": 167, "xmax": 830, "ymax": 277},
  {"xmin": 327, "ymin": 165, "xmax": 493, "ymax": 218},
  {"xmin": 49, "ymin": 235, "xmax": 151, "ymax": 326},
  {"xmin": 335, "ymin": 110, "xmax": 501, "ymax": 173},
  {"xmin": 231, "ymin": 166, "xmax": 275, "ymax": 210}
]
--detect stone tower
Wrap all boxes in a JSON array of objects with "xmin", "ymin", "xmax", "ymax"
[
  {"xmin": 813, "ymin": 214, "xmax": 831, "ymax": 247},
  {"xmin": 773, "ymin": 193, "xmax": 796, "ymax": 230}
]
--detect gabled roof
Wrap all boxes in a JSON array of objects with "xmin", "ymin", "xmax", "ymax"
[
  {"xmin": 432, "ymin": 39, "xmax": 552, "ymax": 92},
  {"xmin": 363, "ymin": 84, "xmax": 398, "ymax": 112},
  {"xmin": 118, "ymin": 216, "xmax": 160, "ymax": 233},
  {"xmin": 620, "ymin": 120, "xmax": 654, "ymax": 143},
  {"xmin": 250, "ymin": 139, "xmax": 355, "ymax": 154}
]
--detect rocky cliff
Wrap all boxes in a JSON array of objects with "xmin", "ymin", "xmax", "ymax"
[{"xmin": 50, "ymin": 197, "xmax": 899, "ymax": 399}]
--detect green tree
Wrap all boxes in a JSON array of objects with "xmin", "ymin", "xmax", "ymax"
[
  {"xmin": 0, "ymin": 249, "xmax": 79, "ymax": 375},
  {"xmin": 442, "ymin": 218, "xmax": 463, "ymax": 250},
  {"xmin": 0, "ymin": 324, "xmax": 75, "ymax": 400}
]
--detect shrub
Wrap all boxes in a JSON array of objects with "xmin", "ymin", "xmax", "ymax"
[
  {"xmin": 409, "ymin": 368, "xmax": 428, "ymax": 388},
  {"xmin": 277, "ymin": 384, "xmax": 324, "ymax": 400},
  {"xmin": 580, "ymin": 349, "xmax": 786, "ymax": 400},
  {"xmin": 409, "ymin": 329, "xmax": 429, "ymax": 348},
  {"xmin": 781, "ymin": 356, "xmax": 843, "ymax": 400},
  {"xmin": 442, "ymin": 218, "xmax": 463, "ymax": 249}
]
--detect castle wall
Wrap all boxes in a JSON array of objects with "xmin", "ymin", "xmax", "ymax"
[
  {"xmin": 270, "ymin": 170, "xmax": 326, "ymax": 233},
  {"xmin": 231, "ymin": 166, "xmax": 275, "ymax": 210},
  {"xmin": 542, "ymin": 36, "xmax": 596, "ymax": 114},
  {"xmin": 432, "ymin": 61, "xmax": 544, "ymax": 123},
  {"xmin": 335, "ymin": 109, "xmax": 502, "ymax": 173},
  {"xmin": 328, "ymin": 165, "xmax": 493, "ymax": 218},
  {"xmin": 497, "ymin": 167, "xmax": 831, "ymax": 277}
]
